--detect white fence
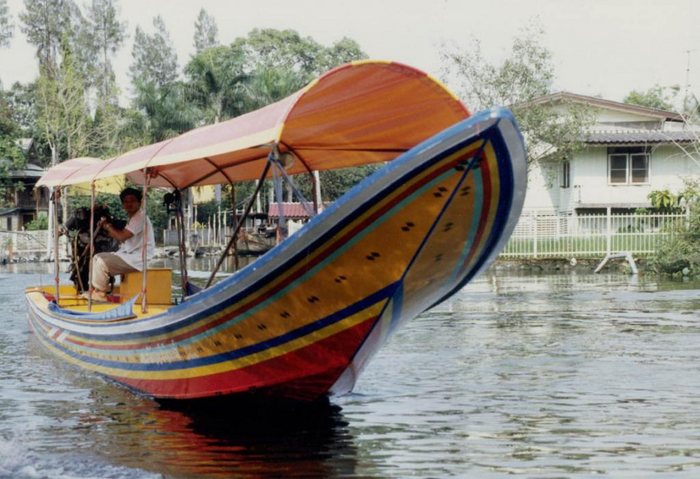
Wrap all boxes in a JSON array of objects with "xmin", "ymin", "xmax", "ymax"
[
  {"xmin": 501, "ymin": 211, "xmax": 688, "ymax": 259},
  {"xmin": 162, "ymin": 227, "xmax": 232, "ymax": 247},
  {"xmin": 0, "ymin": 230, "xmax": 67, "ymax": 260},
  {"xmin": 1, "ymin": 211, "xmax": 688, "ymax": 261}
]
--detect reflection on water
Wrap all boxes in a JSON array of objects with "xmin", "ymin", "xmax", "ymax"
[
  {"xmin": 4, "ymin": 263, "xmax": 700, "ymax": 477},
  {"xmin": 86, "ymin": 392, "xmax": 356, "ymax": 478}
]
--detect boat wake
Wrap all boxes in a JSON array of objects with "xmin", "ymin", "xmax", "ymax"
[{"xmin": 0, "ymin": 434, "xmax": 159, "ymax": 479}]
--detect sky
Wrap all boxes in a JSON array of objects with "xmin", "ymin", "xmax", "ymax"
[{"xmin": 1, "ymin": 0, "xmax": 699, "ymax": 107}]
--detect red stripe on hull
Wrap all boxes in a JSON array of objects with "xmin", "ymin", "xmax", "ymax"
[{"xmin": 112, "ymin": 316, "xmax": 379, "ymax": 401}]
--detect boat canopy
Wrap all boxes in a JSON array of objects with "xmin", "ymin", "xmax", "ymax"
[{"xmin": 37, "ymin": 60, "xmax": 469, "ymax": 190}]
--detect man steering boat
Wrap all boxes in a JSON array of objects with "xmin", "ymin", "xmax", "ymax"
[{"xmin": 83, "ymin": 187, "xmax": 155, "ymax": 302}]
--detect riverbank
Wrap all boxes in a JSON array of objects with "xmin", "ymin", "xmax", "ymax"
[
  {"xmin": 2, "ymin": 249, "xmax": 648, "ymax": 276},
  {"xmin": 494, "ymin": 256, "xmax": 644, "ymax": 274}
]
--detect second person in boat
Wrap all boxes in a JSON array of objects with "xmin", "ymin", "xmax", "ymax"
[{"xmin": 83, "ymin": 187, "xmax": 156, "ymax": 302}]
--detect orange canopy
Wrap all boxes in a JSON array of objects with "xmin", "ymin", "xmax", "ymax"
[{"xmin": 37, "ymin": 60, "xmax": 469, "ymax": 190}]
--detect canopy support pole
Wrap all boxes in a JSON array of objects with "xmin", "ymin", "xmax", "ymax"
[
  {"xmin": 269, "ymin": 155, "xmax": 315, "ymax": 218},
  {"xmin": 206, "ymin": 160, "xmax": 271, "ymax": 288},
  {"xmin": 313, "ymin": 170, "xmax": 321, "ymax": 214},
  {"xmin": 87, "ymin": 183, "xmax": 96, "ymax": 311},
  {"xmin": 231, "ymin": 185, "xmax": 239, "ymax": 271},
  {"xmin": 140, "ymin": 171, "xmax": 151, "ymax": 314},
  {"xmin": 173, "ymin": 190, "xmax": 189, "ymax": 301},
  {"xmin": 51, "ymin": 188, "xmax": 60, "ymax": 303}
]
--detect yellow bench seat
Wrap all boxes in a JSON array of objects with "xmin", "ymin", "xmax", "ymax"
[{"xmin": 118, "ymin": 268, "xmax": 172, "ymax": 305}]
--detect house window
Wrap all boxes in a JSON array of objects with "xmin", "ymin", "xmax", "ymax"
[
  {"xmin": 608, "ymin": 146, "xmax": 650, "ymax": 184},
  {"xmin": 561, "ymin": 161, "xmax": 570, "ymax": 188}
]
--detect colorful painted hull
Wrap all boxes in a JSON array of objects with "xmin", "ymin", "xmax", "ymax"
[{"xmin": 25, "ymin": 108, "xmax": 526, "ymax": 401}]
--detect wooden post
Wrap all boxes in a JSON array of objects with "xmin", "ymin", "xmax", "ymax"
[{"xmin": 606, "ymin": 207, "xmax": 612, "ymax": 256}]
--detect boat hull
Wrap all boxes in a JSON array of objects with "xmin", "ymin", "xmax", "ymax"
[{"xmin": 26, "ymin": 108, "xmax": 526, "ymax": 401}]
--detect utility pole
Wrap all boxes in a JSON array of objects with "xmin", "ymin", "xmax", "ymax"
[{"xmin": 684, "ymin": 49, "xmax": 695, "ymax": 114}]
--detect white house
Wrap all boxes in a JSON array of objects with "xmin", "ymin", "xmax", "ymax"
[{"xmin": 523, "ymin": 92, "xmax": 700, "ymax": 214}]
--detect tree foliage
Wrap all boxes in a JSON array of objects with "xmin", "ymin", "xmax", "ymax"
[
  {"xmin": 185, "ymin": 45, "xmax": 247, "ymax": 124},
  {"xmin": 131, "ymin": 79, "xmax": 197, "ymax": 141},
  {"xmin": 85, "ymin": 0, "xmax": 127, "ymax": 103},
  {"xmin": 0, "ymin": 0, "xmax": 13, "ymax": 47},
  {"xmin": 440, "ymin": 25, "xmax": 593, "ymax": 168},
  {"xmin": 0, "ymin": 91, "xmax": 27, "ymax": 199},
  {"xmin": 35, "ymin": 38, "xmax": 91, "ymax": 165},
  {"xmin": 193, "ymin": 8, "xmax": 218, "ymax": 54},
  {"xmin": 129, "ymin": 16, "xmax": 193, "ymax": 142},
  {"xmin": 232, "ymin": 29, "xmax": 365, "ymax": 81},
  {"xmin": 184, "ymin": 28, "xmax": 366, "ymax": 123},
  {"xmin": 650, "ymin": 180, "xmax": 700, "ymax": 278},
  {"xmin": 130, "ymin": 15, "xmax": 178, "ymax": 89},
  {"xmin": 0, "ymin": 92, "xmax": 24, "ymax": 165},
  {"xmin": 6, "ymin": 81, "xmax": 37, "ymax": 134},
  {"xmin": 624, "ymin": 85, "xmax": 679, "ymax": 111},
  {"xmin": 19, "ymin": 0, "xmax": 80, "ymax": 72}
]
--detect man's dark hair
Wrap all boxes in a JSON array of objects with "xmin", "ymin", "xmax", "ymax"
[{"xmin": 120, "ymin": 187, "xmax": 142, "ymax": 202}]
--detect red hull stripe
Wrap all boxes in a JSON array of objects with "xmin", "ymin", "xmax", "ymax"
[
  {"xmin": 112, "ymin": 316, "xmax": 378, "ymax": 399},
  {"xmin": 34, "ymin": 283, "xmax": 396, "ymax": 371}
]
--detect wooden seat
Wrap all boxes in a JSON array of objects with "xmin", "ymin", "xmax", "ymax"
[{"xmin": 119, "ymin": 268, "xmax": 172, "ymax": 305}]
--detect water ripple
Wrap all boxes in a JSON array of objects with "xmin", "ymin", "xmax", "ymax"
[{"xmin": 3, "ymin": 265, "xmax": 700, "ymax": 477}]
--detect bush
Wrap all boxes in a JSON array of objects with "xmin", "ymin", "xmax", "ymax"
[
  {"xmin": 25, "ymin": 215, "xmax": 48, "ymax": 231},
  {"xmin": 650, "ymin": 206, "xmax": 700, "ymax": 278}
]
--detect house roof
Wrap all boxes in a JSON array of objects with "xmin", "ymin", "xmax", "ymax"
[
  {"xmin": 584, "ymin": 130, "xmax": 700, "ymax": 144},
  {"xmin": 268, "ymin": 202, "xmax": 316, "ymax": 219},
  {"xmin": 0, "ymin": 162, "xmax": 45, "ymax": 179},
  {"xmin": 530, "ymin": 91, "xmax": 685, "ymax": 122}
]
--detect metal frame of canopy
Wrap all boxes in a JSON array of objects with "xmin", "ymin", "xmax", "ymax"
[{"xmin": 35, "ymin": 60, "xmax": 469, "ymax": 311}]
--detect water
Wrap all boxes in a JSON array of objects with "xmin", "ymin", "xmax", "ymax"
[{"xmin": 2, "ymin": 262, "xmax": 700, "ymax": 478}]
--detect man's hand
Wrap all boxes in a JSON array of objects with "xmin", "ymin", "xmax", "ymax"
[{"xmin": 97, "ymin": 217, "xmax": 112, "ymax": 233}]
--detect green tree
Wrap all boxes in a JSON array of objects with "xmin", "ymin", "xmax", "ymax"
[
  {"xmin": 129, "ymin": 16, "xmax": 196, "ymax": 142},
  {"xmin": 184, "ymin": 28, "xmax": 367, "ymax": 124},
  {"xmin": 0, "ymin": 92, "xmax": 24, "ymax": 164},
  {"xmin": 233, "ymin": 28, "xmax": 366, "ymax": 84},
  {"xmin": 131, "ymin": 79, "xmax": 197, "ymax": 141},
  {"xmin": 82, "ymin": 0, "xmax": 127, "ymax": 156},
  {"xmin": 650, "ymin": 179, "xmax": 700, "ymax": 278},
  {"xmin": 185, "ymin": 45, "xmax": 247, "ymax": 124},
  {"xmin": 130, "ymin": 15, "xmax": 178, "ymax": 89},
  {"xmin": 648, "ymin": 188, "xmax": 682, "ymax": 212},
  {"xmin": 85, "ymin": 0, "xmax": 127, "ymax": 103},
  {"xmin": 241, "ymin": 66, "xmax": 306, "ymax": 112},
  {"xmin": 6, "ymin": 81, "xmax": 37, "ymax": 135},
  {"xmin": 0, "ymin": 91, "xmax": 27, "ymax": 199},
  {"xmin": 440, "ymin": 25, "xmax": 593, "ymax": 169},
  {"xmin": 20, "ymin": 0, "xmax": 79, "ymax": 72},
  {"xmin": 318, "ymin": 165, "xmax": 381, "ymax": 201},
  {"xmin": 0, "ymin": 0, "xmax": 13, "ymax": 47},
  {"xmin": 193, "ymin": 8, "xmax": 218, "ymax": 54},
  {"xmin": 624, "ymin": 85, "xmax": 679, "ymax": 111},
  {"xmin": 35, "ymin": 38, "xmax": 91, "ymax": 166}
]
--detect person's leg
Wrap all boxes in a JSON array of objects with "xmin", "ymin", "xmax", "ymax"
[{"xmin": 91, "ymin": 253, "xmax": 136, "ymax": 293}]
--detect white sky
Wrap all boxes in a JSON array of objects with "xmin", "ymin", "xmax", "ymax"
[{"xmin": 1, "ymin": 0, "xmax": 699, "ymax": 106}]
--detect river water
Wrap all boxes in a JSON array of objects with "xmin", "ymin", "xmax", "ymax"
[{"xmin": 1, "ymin": 262, "xmax": 699, "ymax": 478}]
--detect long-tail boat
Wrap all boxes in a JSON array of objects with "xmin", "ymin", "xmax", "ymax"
[{"xmin": 24, "ymin": 61, "xmax": 526, "ymax": 402}]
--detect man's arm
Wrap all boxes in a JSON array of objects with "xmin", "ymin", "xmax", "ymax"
[{"xmin": 100, "ymin": 218, "xmax": 134, "ymax": 243}]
